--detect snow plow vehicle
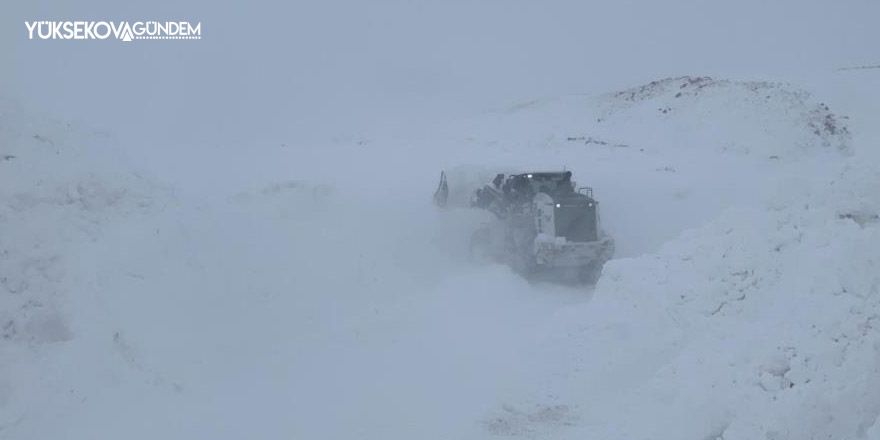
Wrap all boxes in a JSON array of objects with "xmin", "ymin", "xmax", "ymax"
[{"xmin": 434, "ymin": 170, "xmax": 614, "ymax": 284}]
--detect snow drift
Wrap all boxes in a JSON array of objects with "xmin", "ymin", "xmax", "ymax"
[{"xmin": 1, "ymin": 74, "xmax": 878, "ymax": 439}]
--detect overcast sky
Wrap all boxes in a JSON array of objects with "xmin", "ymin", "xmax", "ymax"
[{"xmin": 4, "ymin": 0, "xmax": 879, "ymax": 145}]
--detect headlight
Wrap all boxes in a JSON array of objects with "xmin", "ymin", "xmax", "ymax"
[
  {"xmin": 588, "ymin": 203, "xmax": 594, "ymax": 207},
  {"xmin": 527, "ymin": 174, "xmax": 533, "ymax": 178},
  {"xmin": 555, "ymin": 203, "xmax": 561, "ymax": 208}
]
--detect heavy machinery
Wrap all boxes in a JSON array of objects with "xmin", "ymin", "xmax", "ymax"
[{"xmin": 434, "ymin": 170, "xmax": 614, "ymax": 284}]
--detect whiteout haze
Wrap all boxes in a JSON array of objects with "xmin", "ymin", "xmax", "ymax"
[{"xmin": 24, "ymin": 21, "xmax": 201, "ymax": 41}]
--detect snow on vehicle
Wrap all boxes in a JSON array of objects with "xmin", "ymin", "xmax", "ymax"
[{"xmin": 434, "ymin": 170, "xmax": 615, "ymax": 284}]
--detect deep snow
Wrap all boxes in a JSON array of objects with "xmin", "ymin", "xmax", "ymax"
[{"xmin": 1, "ymin": 73, "xmax": 879, "ymax": 439}]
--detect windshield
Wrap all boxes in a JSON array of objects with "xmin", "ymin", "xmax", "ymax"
[{"xmin": 518, "ymin": 172, "xmax": 573, "ymax": 195}]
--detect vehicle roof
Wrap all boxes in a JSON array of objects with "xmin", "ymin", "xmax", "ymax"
[{"xmin": 512, "ymin": 171, "xmax": 572, "ymax": 178}]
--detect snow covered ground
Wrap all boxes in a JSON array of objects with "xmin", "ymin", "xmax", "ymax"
[{"xmin": 2, "ymin": 68, "xmax": 879, "ymax": 440}]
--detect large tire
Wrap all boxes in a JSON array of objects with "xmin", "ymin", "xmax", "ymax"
[
  {"xmin": 508, "ymin": 247, "xmax": 537, "ymax": 277},
  {"xmin": 578, "ymin": 261, "xmax": 604, "ymax": 285}
]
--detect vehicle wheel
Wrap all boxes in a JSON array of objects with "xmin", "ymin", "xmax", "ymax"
[
  {"xmin": 508, "ymin": 248, "xmax": 537, "ymax": 277},
  {"xmin": 578, "ymin": 261, "xmax": 604, "ymax": 285}
]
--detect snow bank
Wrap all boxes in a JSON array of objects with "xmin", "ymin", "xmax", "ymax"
[
  {"xmin": 584, "ymin": 161, "xmax": 880, "ymax": 439},
  {"xmin": 597, "ymin": 76, "xmax": 852, "ymax": 156},
  {"xmin": 466, "ymin": 76, "xmax": 852, "ymax": 160}
]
